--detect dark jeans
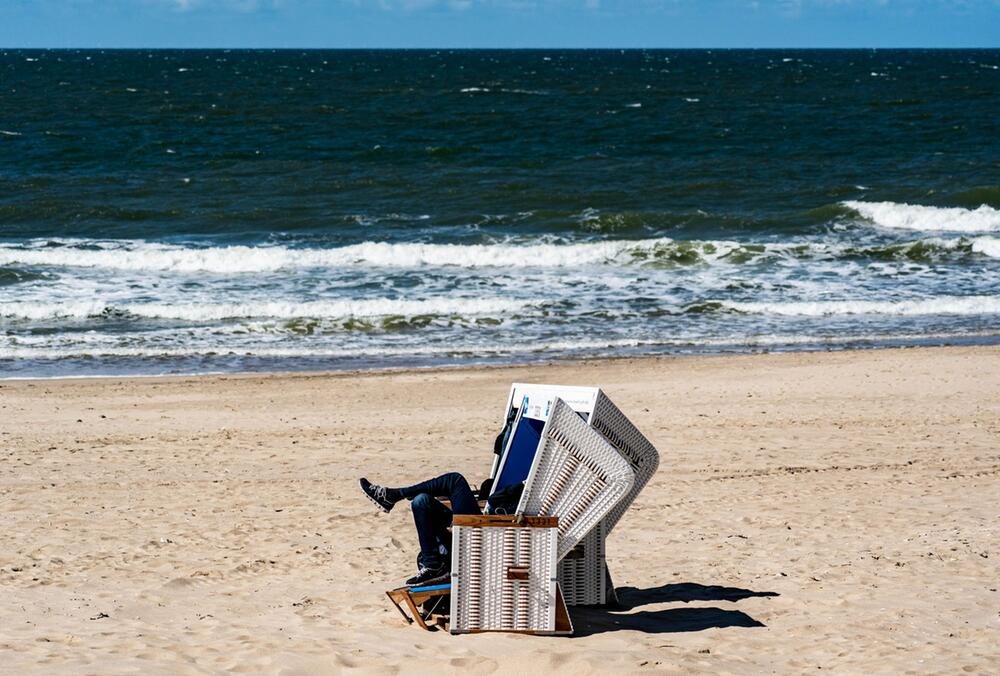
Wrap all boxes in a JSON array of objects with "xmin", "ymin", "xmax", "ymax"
[{"xmin": 399, "ymin": 472, "xmax": 481, "ymax": 570}]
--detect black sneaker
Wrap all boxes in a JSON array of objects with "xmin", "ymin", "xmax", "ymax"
[
  {"xmin": 405, "ymin": 564, "xmax": 450, "ymax": 587},
  {"xmin": 359, "ymin": 478, "xmax": 398, "ymax": 513}
]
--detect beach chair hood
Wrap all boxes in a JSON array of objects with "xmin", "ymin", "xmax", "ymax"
[{"xmin": 516, "ymin": 397, "xmax": 635, "ymax": 560}]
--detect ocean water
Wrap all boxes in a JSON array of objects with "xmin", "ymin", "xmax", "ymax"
[{"xmin": 1, "ymin": 49, "xmax": 999, "ymax": 378}]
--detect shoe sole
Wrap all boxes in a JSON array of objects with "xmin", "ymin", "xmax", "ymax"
[
  {"xmin": 405, "ymin": 571, "xmax": 451, "ymax": 588},
  {"xmin": 359, "ymin": 480, "xmax": 391, "ymax": 513}
]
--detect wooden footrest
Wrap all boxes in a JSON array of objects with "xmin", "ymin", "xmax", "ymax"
[{"xmin": 385, "ymin": 583, "xmax": 451, "ymax": 631}]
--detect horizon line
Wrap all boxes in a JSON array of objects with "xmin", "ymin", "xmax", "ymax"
[{"xmin": 3, "ymin": 45, "xmax": 1000, "ymax": 50}]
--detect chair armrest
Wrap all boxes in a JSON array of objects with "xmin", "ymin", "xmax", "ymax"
[{"xmin": 452, "ymin": 514, "xmax": 558, "ymax": 529}]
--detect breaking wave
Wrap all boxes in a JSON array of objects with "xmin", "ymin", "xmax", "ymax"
[
  {"xmin": 713, "ymin": 295, "xmax": 1000, "ymax": 317},
  {"xmin": 0, "ymin": 238, "xmax": 677, "ymax": 272},
  {"xmin": 2, "ymin": 233, "xmax": 998, "ymax": 274},
  {"xmin": 970, "ymin": 236, "xmax": 1000, "ymax": 259},
  {"xmin": 4, "ymin": 330, "xmax": 998, "ymax": 364},
  {"xmin": 843, "ymin": 200, "xmax": 1000, "ymax": 233},
  {"xmin": 0, "ymin": 297, "xmax": 532, "ymax": 322}
]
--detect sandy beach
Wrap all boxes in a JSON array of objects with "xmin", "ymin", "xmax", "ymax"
[{"xmin": 1, "ymin": 345, "xmax": 998, "ymax": 674}]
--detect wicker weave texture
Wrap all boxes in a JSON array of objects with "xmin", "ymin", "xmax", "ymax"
[
  {"xmin": 557, "ymin": 524, "xmax": 606, "ymax": 605},
  {"xmin": 557, "ymin": 391, "xmax": 659, "ymax": 605},
  {"xmin": 516, "ymin": 397, "xmax": 635, "ymax": 561},
  {"xmin": 590, "ymin": 390, "xmax": 660, "ymax": 533},
  {"xmin": 449, "ymin": 525, "xmax": 558, "ymax": 634}
]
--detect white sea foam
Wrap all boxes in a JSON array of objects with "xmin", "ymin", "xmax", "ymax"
[
  {"xmin": 0, "ymin": 297, "xmax": 531, "ymax": 321},
  {"xmin": 901, "ymin": 235, "xmax": 1000, "ymax": 260},
  {"xmin": 0, "ymin": 238, "xmax": 684, "ymax": 272},
  {"xmin": 0, "ymin": 338, "xmax": 648, "ymax": 361},
  {"xmin": 3, "ymin": 233, "xmax": 996, "ymax": 275},
  {"xmin": 4, "ymin": 330, "xmax": 997, "ymax": 365},
  {"xmin": 843, "ymin": 200, "xmax": 1000, "ymax": 233},
  {"xmin": 718, "ymin": 295, "xmax": 1000, "ymax": 317},
  {"xmin": 970, "ymin": 236, "xmax": 1000, "ymax": 259}
]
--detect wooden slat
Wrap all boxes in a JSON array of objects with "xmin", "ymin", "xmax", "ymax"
[
  {"xmin": 385, "ymin": 586, "xmax": 451, "ymax": 631},
  {"xmin": 403, "ymin": 594, "xmax": 428, "ymax": 630},
  {"xmin": 461, "ymin": 629, "xmax": 556, "ymax": 635},
  {"xmin": 384, "ymin": 590, "xmax": 414, "ymax": 625},
  {"xmin": 554, "ymin": 585, "xmax": 573, "ymax": 634},
  {"xmin": 451, "ymin": 514, "xmax": 558, "ymax": 528},
  {"xmin": 409, "ymin": 589, "xmax": 450, "ymax": 604},
  {"xmin": 506, "ymin": 566, "xmax": 530, "ymax": 580}
]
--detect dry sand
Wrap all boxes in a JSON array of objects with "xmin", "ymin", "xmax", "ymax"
[{"xmin": 1, "ymin": 346, "xmax": 998, "ymax": 674}]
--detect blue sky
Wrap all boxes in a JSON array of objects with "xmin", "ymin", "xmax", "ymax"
[{"xmin": 1, "ymin": 1, "xmax": 998, "ymax": 48}]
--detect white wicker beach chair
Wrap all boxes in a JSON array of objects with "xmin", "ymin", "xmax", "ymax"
[
  {"xmin": 495, "ymin": 384, "xmax": 660, "ymax": 606},
  {"xmin": 561, "ymin": 389, "xmax": 660, "ymax": 605},
  {"xmin": 449, "ymin": 398, "xmax": 635, "ymax": 635},
  {"xmin": 449, "ymin": 515, "xmax": 566, "ymax": 634}
]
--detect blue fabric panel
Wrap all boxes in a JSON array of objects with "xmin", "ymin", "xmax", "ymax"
[{"xmin": 492, "ymin": 415, "xmax": 546, "ymax": 494}]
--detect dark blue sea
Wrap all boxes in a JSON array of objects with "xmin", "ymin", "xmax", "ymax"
[{"xmin": 1, "ymin": 49, "xmax": 999, "ymax": 378}]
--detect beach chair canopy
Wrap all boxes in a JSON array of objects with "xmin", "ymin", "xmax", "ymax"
[{"xmin": 516, "ymin": 397, "xmax": 635, "ymax": 559}]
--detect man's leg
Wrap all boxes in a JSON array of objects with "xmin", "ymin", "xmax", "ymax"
[
  {"xmin": 398, "ymin": 472, "xmax": 481, "ymax": 515},
  {"xmin": 361, "ymin": 471, "xmax": 482, "ymax": 514},
  {"xmin": 408, "ymin": 492, "xmax": 452, "ymax": 584},
  {"xmin": 358, "ymin": 473, "xmax": 480, "ymax": 585}
]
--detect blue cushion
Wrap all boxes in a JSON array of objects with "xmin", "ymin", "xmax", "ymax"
[{"xmin": 410, "ymin": 583, "xmax": 451, "ymax": 593}]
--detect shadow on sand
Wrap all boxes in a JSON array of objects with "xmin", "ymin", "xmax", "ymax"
[
  {"xmin": 569, "ymin": 582, "xmax": 779, "ymax": 637},
  {"xmin": 616, "ymin": 582, "xmax": 780, "ymax": 609}
]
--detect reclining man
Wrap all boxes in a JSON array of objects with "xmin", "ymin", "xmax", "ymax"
[{"xmin": 359, "ymin": 473, "xmax": 522, "ymax": 586}]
